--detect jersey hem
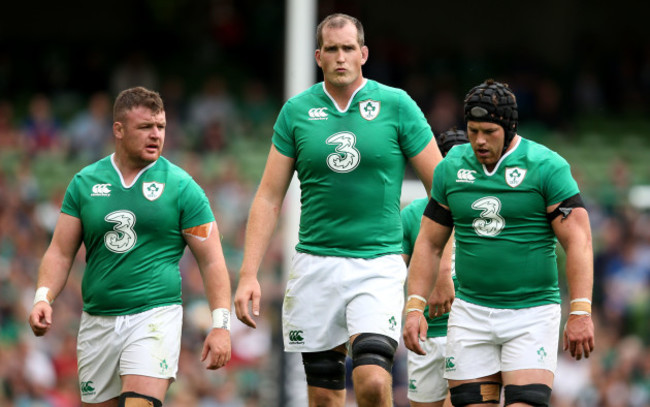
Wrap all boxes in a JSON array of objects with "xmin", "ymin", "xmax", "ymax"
[
  {"xmin": 456, "ymin": 295, "xmax": 561, "ymax": 310},
  {"xmin": 82, "ymin": 300, "xmax": 181, "ymax": 316},
  {"xmin": 295, "ymin": 247, "xmax": 402, "ymax": 259}
]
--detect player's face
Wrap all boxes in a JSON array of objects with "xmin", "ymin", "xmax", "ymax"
[
  {"xmin": 315, "ymin": 22, "xmax": 368, "ymax": 90},
  {"xmin": 115, "ymin": 106, "xmax": 166, "ymax": 164},
  {"xmin": 467, "ymin": 121, "xmax": 505, "ymax": 169}
]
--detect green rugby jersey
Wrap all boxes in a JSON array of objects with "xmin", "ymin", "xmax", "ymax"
[
  {"xmin": 401, "ymin": 198, "xmax": 458, "ymax": 338},
  {"xmin": 432, "ymin": 137, "xmax": 579, "ymax": 309},
  {"xmin": 61, "ymin": 155, "xmax": 215, "ymax": 315},
  {"xmin": 273, "ymin": 79, "xmax": 433, "ymax": 258}
]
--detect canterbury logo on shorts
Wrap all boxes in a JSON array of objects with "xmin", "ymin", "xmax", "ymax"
[
  {"xmin": 80, "ymin": 380, "xmax": 96, "ymax": 395},
  {"xmin": 288, "ymin": 330, "xmax": 305, "ymax": 344}
]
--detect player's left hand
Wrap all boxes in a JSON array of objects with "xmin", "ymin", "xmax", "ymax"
[
  {"xmin": 563, "ymin": 314, "xmax": 594, "ymax": 360},
  {"xmin": 428, "ymin": 274, "xmax": 455, "ymax": 318},
  {"xmin": 201, "ymin": 328, "xmax": 231, "ymax": 369}
]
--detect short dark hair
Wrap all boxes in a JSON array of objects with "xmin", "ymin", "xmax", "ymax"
[
  {"xmin": 316, "ymin": 13, "xmax": 365, "ymax": 48},
  {"xmin": 113, "ymin": 86, "xmax": 164, "ymax": 122}
]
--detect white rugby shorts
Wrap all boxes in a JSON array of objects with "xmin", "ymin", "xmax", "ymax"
[
  {"xmin": 407, "ymin": 336, "xmax": 448, "ymax": 403},
  {"xmin": 282, "ymin": 253, "xmax": 406, "ymax": 352},
  {"xmin": 77, "ymin": 304, "xmax": 182, "ymax": 403},
  {"xmin": 444, "ymin": 298, "xmax": 560, "ymax": 380}
]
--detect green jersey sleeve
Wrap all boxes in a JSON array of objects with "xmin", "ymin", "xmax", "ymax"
[
  {"xmin": 61, "ymin": 174, "xmax": 82, "ymax": 218},
  {"xmin": 542, "ymin": 153, "xmax": 580, "ymax": 205},
  {"xmin": 179, "ymin": 177, "xmax": 215, "ymax": 229},
  {"xmin": 398, "ymin": 92, "xmax": 433, "ymax": 158},
  {"xmin": 271, "ymin": 101, "xmax": 296, "ymax": 158}
]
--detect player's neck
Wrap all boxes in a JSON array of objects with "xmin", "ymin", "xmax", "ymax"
[
  {"xmin": 485, "ymin": 135, "xmax": 520, "ymax": 172},
  {"xmin": 324, "ymin": 77, "xmax": 365, "ymax": 110},
  {"xmin": 113, "ymin": 151, "xmax": 154, "ymax": 185}
]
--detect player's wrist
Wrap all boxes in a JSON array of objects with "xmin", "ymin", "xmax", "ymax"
[
  {"xmin": 238, "ymin": 267, "xmax": 259, "ymax": 280},
  {"xmin": 33, "ymin": 287, "xmax": 52, "ymax": 306},
  {"xmin": 405, "ymin": 294, "xmax": 426, "ymax": 313},
  {"xmin": 569, "ymin": 298, "xmax": 591, "ymax": 316},
  {"xmin": 211, "ymin": 308, "xmax": 231, "ymax": 331},
  {"xmin": 569, "ymin": 311, "xmax": 591, "ymax": 316}
]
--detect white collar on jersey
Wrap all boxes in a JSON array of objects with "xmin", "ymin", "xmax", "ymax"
[
  {"xmin": 110, "ymin": 153, "xmax": 157, "ymax": 189},
  {"xmin": 482, "ymin": 135, "xmax": 521, "ymax": 176},
  {"xmin": 322, "ymin": 78, "xmax": 368, "ymax": 113}
]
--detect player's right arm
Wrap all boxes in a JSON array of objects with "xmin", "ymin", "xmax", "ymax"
[
  {"xmin": 402, "ymin": 214, "xmax": 452, "ymax": 355},
  {"xmin": 234, "ymin": 144, "xmax": 295, "ymax": 328},
  {"xmin": 29, "ymin": 213, "xmax": 83, "ymax": 336}
]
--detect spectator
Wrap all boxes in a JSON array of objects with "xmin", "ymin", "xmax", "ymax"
[
  {"xmin": 188, "ymin": 75, "xmax": 237, "ymax": 152},
  {"xmin": 65, "ymin": 91, "xmax": 113, "ymax": 161},
  {"xmin": 20, "ymin": 94, "xmax": 62, "ymax": 154}
]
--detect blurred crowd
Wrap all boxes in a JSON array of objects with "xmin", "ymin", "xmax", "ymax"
[
  {"xmin": 1, "ymin": 76, "xmax": 649, "ymax": 407},
  {"xmin": 1, "ymin": 2, "xmax": 650, "ymax": 405}
]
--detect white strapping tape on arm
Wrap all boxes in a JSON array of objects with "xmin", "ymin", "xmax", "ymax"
[
  {"xmin": 211, "ymin": 308, "xmax": 231, "ymax": 330},
  {"xmin": 33, "ymin": 287, "xmax": 52, "ymax": 305}
]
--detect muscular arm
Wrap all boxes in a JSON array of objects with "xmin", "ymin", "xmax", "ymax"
[
  {"xmin": 403, "ymin": 228, "xmax": 455, "ymax": 319},
  {"xmin": 185, "ymin": 221, "xmax": 232, "ymax": 313},
  {"xmin": 234, "ymin": 144, "xmax": 295, "ymax": 327},
  {"xmin": 29, "ymin": 213, "xmax": 83, "ymax": 336},
  {"xmin": 409, "ymin": 139, "xmax": 443, "ymax": 198},
  {"xmin": 550, "ymin": 205, "xmax": 595, "ymax": 360},
  {"xmin": 403, "ymin": 215, "xmax": 452, "ymax": 354},
  {"xmin": 185, "ymin": 221, "xmax": 232, "ymax": 369},
  {"xmin": 407, "ymin": 214, "xmax": 453, "ymax": 301}
]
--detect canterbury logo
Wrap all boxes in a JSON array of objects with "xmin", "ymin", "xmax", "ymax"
[
  {"xmin": 456, "ymin": 169, "xmax": 477, "ymax": 183},
  {"xmin": 308, "ymin": 107, "xmax": 328, "ymax": 120},
  {"xmin": 445, "ymin": 357, "xmax": 456, "ymax": 370},
  {"xmin": 288, "ymin": 330, "xmax": 304, "ymax": 343},
  {"xmin": 80, "ymin": 380, "xmax": 95, "ymax": 394},
  {"xmin": 91, "ymin": 183, "xmax": 112, "ymax": 196}
]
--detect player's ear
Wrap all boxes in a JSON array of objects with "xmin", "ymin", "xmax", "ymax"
[
  {"xmin": 113, "ymin": 121, "xmax": 124, "ymax": 139},
  {"xmin": 361, "ymin": 46, "xmax": 369, "ymax": 65},
  {"xmin": 315, "ymin": 49, "xmax": 322, "ymax": 67}
]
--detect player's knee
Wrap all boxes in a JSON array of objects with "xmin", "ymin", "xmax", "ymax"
[
  {"xmin": 118, "ymin": 391, "xmax": 162, "ymax": 407},
  {"xmin": 504, "ymin": 384, "xmax": 551, "ymax": 407},
  {"xmin": 449, "ymin": 382, "xmax": 501, "ymax": 406},
  {"xmin": 351, "ymin": 333, "xmax": 398, "ymax": 373},
  {"xmin": 302, "ymin": 350, "xmax": 346, "ymax": 390}
]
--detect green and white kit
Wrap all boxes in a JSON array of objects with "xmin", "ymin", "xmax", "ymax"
[
  {"xmin": 61, "ymin": 154, "xmax": 215, "ymax": 315},
  {"xmin": 273, "ymin": 79, "xmax": 433, "ymax": 259},
  {"xmin": 432, "ymin": 137, "xmax": 580, "ymax": 309}
]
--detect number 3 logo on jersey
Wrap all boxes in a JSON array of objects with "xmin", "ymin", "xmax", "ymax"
[
  {"xmin": 104, "ymin": 210, "xmax": 137, "ymax": 253},
  {"xmin": 326, "ymin": 132, "xmax": 360, "ymax": 173},
  {"xmin": 471, "ymin": 196, "xmax": 505, "ymax": 237}
]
